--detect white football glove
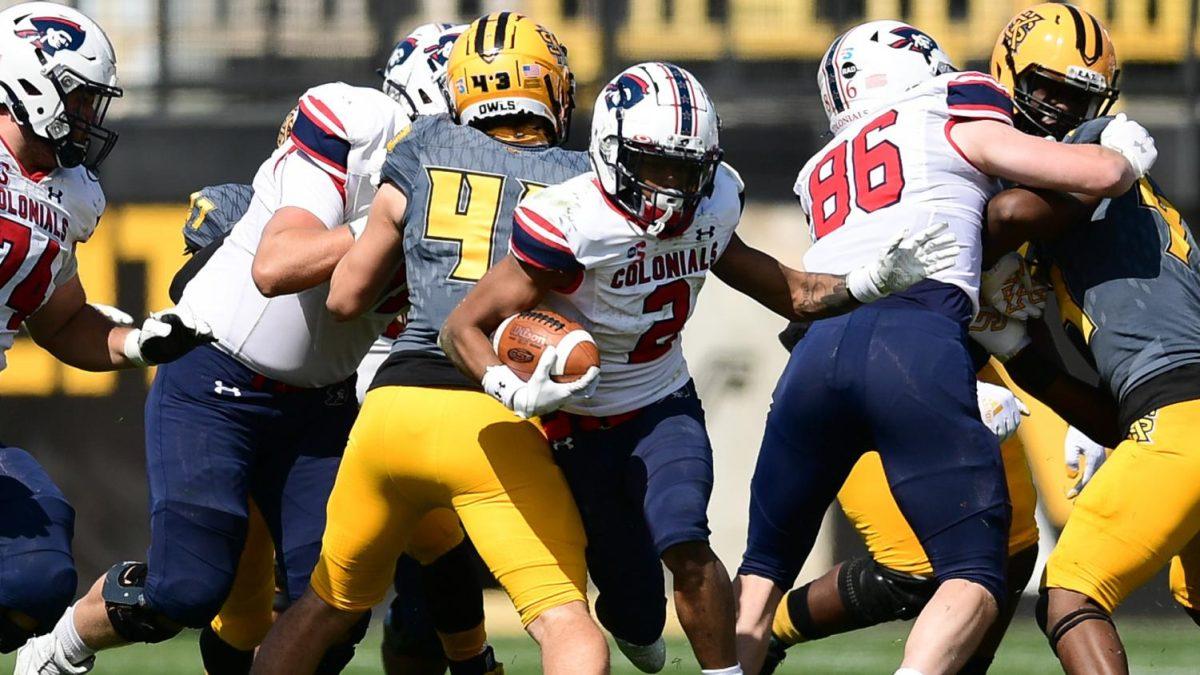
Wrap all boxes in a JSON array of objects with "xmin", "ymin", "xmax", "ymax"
[
  {"xmin": 977, "ymin": 381, "xmax": 1029, "ymax": 443},
  {"xmin": 1100, "ymin": 112, "xmax": 1157, "ymax": 179},
  {"xmin": 123, "ymin": 306, "xmax": 215, "ymax": 367},
  {"xmin": 980, "ymin": 253, "xmax": 1049, "ymax": 321},
  {"xmin": 969, "ymin": 305, "xmax": 1032, "ymax": 362},
  {"xmin": 1065, "ymin": 426, "xmax": 1108, "ymax": 499},
  {"xmin": 89, "ymin": 303, "xmax": 134, "ymax": 326},
  {"xmin": 845, "ymin": 223, "xmax": 960, "ymax": 303},
  {"xmin": 482, "ymin": 345, "xmax": 600, "ymax": 420}
]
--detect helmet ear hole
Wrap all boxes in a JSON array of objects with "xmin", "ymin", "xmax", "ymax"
[{"xmin": 18, "ymin": 79, "xmax": 40, "ymax": 97}]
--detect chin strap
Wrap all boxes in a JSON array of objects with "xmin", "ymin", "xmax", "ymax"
[{"xmin": 645, "ymin": 204, "xmax": 674, "ymax": 236}]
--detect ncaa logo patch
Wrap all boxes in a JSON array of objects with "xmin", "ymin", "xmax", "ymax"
[
  {"xmin": 604, "ymin": 73, "xmax": 650, "ymax": 111},
  {"xmin": 15, "ymin": 16, "xmax": 86, "ymax": 56}
]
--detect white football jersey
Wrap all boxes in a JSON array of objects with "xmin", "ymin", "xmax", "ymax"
[
  {"xmin": 0, "ymin": 141, "xmax": 104, "ymax": 372},
  {"xmin": 795, "ymin": 71, "xmax": 1013, "ymax": 310},
  {"xmin": 180, "ymin": 82, "xmax": 410, "ymax": 387},
  {"xmin": 512, "ymin": 164, "xmax": 744, "ymax": 416}
]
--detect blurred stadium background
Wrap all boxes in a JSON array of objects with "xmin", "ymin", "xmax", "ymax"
[{"xmin": 1, "ymin": 0, "xmax": 1199, "ymax": 671}]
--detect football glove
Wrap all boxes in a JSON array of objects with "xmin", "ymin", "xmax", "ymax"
[
  {"xmin": 981, "ymin": 252, "xmax": 1049, "ymax": 321},
  {"xmin": 482, "ymin": 346, "xmax": 600, "ymax": 420},
  {"xmin": 977, "ymin": 381, "xmax": 1029, "ymax": 443},
  {"xmin": 90, "ymin": 303, "xmax": 134, "ymax": 326},
  {"xmin": 1100, "ymin": 113, "xmax": 1157, "ymax": 179},
  {"xmin": 123, "ymin": 306, "xmax": 215, "ymax": 367},
  {"xmin": 846, "ymin": 223, "xmax": 960, "ymax": 303},
  {"xmin": 1065, "ymin": 426, "xmax": 1109, "ymax": 499},
  {"xmin": 969, "ymin": 306, "xmax": 1032, "ymax": 363}
]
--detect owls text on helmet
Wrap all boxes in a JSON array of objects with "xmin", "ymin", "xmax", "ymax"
[
  {"xmin": 590, "ymin": 62, "xmax": 722, "ymax": 237},
  {"xmin": 818, "ymin": 20, "xmax": 956, "ymax": 134},
  {"xmin": 0, "ymin": 2, "xmax": 122, "ymax": 170},
  {"xmin": 380, "ymin": 22, "xmax": 466, "ymax": 121}
]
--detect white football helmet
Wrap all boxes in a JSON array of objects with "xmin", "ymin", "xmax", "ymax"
[
  {"xmin": 379, "ymin": 22, "xmax": 466, "ymax": 120},
  {"xmin": 590, "ymin": 62, "xmax": 721, "ymax": 237},
  {"xmin": 817, "ymin": 20, "xmax": 955, "ymax": 133},
  {"xmin": 0, "ymin": 2, "xmax": 121, "ymax": 170}
]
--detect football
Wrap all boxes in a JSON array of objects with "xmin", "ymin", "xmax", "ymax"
[{"xmin": 493, "ymin": 310, "xmax": 600, "ymax": 383}]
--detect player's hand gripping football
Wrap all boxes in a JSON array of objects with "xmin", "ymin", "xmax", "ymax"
[
  {"xmin": 123, "ymin": 306, "xmax": 216, "ymax": 367},
  {"xmin": 482, "ymin": 345, "xmax": 600, "ymax": 419},
  {"xmin": 845, "ymin": 222, "xmax": 960, "ymax": 303},
  {"xmin": 1064, "ymin": 425, "xmax": 1109, "ymax": 499},
  {"xmin": 981, "ymin": 252, "xmax": 1049, "ymax": 321},
  {"xmin": 1100, "ymin": 112, "xmax": 1157, "ymax": 179},
  {"xmin": 969, "ymin": 305, "xmax": 1032, "ymax": 362},
  {"xmin": 976, "ymin": 381, "xmax": 1029, "ymax": 443}
]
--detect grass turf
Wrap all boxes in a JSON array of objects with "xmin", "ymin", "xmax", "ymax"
[{"xmin": 2, "ymin": 615, "xmax": 1196, "ymax": 674}]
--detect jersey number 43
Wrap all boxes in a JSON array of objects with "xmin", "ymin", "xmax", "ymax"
[{"xmin": 807, "ymin": 110, "xmax": 905, "ymax": 240}]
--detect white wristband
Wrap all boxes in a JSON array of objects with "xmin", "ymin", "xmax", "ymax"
[
  {"xmin": 123, "ymin": 329, "xmax": 148, "ymax": 368},
  {"xmin": 481, "ymin": 364, "xmax": 523, "ymax": 407},
  {"xmin": 845, "ymin": 266, "xmax": 885, "ymax": 304}
]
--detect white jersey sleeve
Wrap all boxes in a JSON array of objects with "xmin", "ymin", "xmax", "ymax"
[
  {"xmin": 178, "ymin": 83, "xmax": 409, "ymax": 387},
  {"xmin": 795, "ymin": 71, "xmax": 1012, "ymax": 311},
  {"xmin": 0, "ymin": 149, "xmax": 105, "ymax": 372},
  {"xmin": 513, "ymin": 165, "xmax": 743, "ymax": 416}
]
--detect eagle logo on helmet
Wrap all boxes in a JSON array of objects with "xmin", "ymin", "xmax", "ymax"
[
  {"xmin": 15, "ymin": 16, "xmax": 86, "ymax": 56},
  {"xmin": 886, "ymin": 26, "xmax": 939, "ymax": 64},
  {"xmin": 604, "ymin": 73, "xmax": 650, "ymax": 111}
]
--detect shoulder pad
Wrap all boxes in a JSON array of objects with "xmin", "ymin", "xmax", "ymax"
[
  {"xmin": 1063, "ymin": 116, "xmax": 1113, "ymax": 145},
  {"xmin": 182, "ymin": 183, "xmax": 254, "ymax": 253}
]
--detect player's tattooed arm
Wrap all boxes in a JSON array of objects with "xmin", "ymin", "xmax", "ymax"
[
  {"xmin": 327, "ymin": 181, "xmax": 408, "ymax": 321},
  {"xmin": 440, "ymin": 256, "xmax": 571, "ymax": 381},
  {"xmin": 712, "ymin": 234, "xmax": 858, "ymax": 321}
]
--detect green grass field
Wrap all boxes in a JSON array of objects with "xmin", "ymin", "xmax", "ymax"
[{"xmin": 2, "ymin": 615, "xmax": 1196, "ymax": 674}]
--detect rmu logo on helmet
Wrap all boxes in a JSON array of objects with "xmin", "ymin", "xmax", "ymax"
[
  {"xmin": 604, "ymin": 73, "xmax": 650, "ymax": 111},
  {"xmin": 15, "ymin": 16, "xmax": 85, "ymax": 56},
  {"xmin": 887, "ymin": 26, "xmax": 940, "ymax": 64}
]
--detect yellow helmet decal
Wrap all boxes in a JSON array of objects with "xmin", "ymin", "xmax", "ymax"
[{"xmin": 447, "ymin": 12, "xmax": 574, "ymax": 143}]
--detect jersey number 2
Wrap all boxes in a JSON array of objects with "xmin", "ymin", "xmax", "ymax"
[
  {"xmin": 629, "ymin": 279, "xmax": 690, "ymax": 364},
  {"xmin": 808, "ymin": 109, "xmax": 905, "ymax": 239}
]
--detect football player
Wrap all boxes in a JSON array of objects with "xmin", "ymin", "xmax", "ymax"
[
  {"xmin": 438, "ymin": 62, "xmax": 959, "ymax": 675},
  {"xmin": 18, "ymin": 23, "xmax": 443, "ymax": 675},
  {"xmin": 0, "ymin": 0, "xmax": 209, "ymax": 667},
  {"xmin": 252, "ymin": 14, "xmax": 609, "ymax": 675},
  {"xmin": 967, "ymin": 4, "xmax": 1200, "ymax": 673},
  {"xmin": 732, "ymin": 18, "xmax": 1155, "ymax": 675}
]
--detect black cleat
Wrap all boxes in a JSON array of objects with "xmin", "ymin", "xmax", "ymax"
[{"xmin": 759, "ymin": 635, "xmax": 789, "ymax": 675}]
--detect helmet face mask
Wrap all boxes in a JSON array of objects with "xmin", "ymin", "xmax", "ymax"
[
  {"xmin": 1011, "ymin": 64, "xmax": 1119, "ymax": 139},
  {"xmin": 609, "ymin": 124, "xmax": 721, "ymax": 235},
  {"xmin": 42, "ymin": 65, "xmax": 121, "ymax": 170}
]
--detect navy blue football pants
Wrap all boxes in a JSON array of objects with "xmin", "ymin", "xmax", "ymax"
[
  {"xmin": 142, "ymin": 345, "xmax": 355, "ymax": 627},
  {"xmin": 548, "ymin": 380, "xmax": 713, "ymax": 645},
  {"xmin": 739, "ymin": 283, "xmax": 1011, "ymax": 603},
  {"xmin": 0, "ymin": 447, "xmax": 76, "ymax": 631}
]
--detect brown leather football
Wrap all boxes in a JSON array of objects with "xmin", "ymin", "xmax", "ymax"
[{"xmin": 493, "ymin": 310, "xmax": 600, "ymax": 383}]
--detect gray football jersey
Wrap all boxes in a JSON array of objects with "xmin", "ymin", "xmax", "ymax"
[
  {"xmin": 1045, "ymin": 176, "xmax": 1200, "ymax": 404},
  {"xmin": 376, "ymin": 114, "xmax": 588, "ymax": 385}
]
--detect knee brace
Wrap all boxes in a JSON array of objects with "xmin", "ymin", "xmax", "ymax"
[
  {"xmin": 199, "ymin": 625, "xmax": 253, "ymax": 675},
  {"xmin": 1036, "ymin": 588, "xmax": 1115, "ymax": 655},
  {"xmin": 101, "ymin": 562, "xmax": 183, "ymax": 644},
  {"xmin": 838, "ymin": 556, "xmax": 938, "ymax": 627},
  {"xmin": 420, "ymin": 542, "xmax": 485, "ymax": 635}
]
